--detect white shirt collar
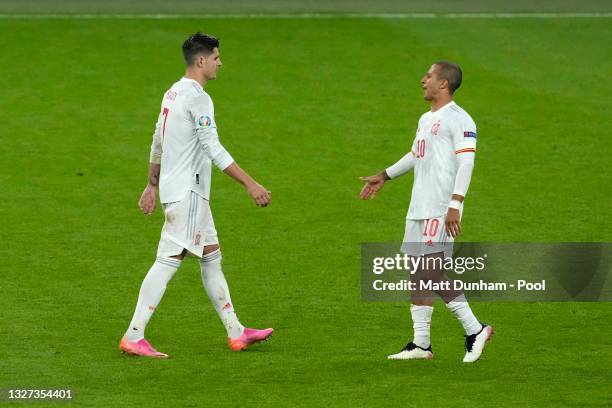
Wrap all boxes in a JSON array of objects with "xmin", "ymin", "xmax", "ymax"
[
  {"xmin": 180, "ymin": 77, "xmax": 204, "ymax": 90},
  {"xmin": 431, "ymin": 100, "xmax": 455, "ymax": 113}
]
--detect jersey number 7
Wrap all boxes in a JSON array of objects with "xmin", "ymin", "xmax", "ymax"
[{"xmin": 161, "ymin": 107, "xmax": 170, "ymax": 142}]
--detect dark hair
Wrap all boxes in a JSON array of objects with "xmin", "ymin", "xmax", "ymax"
[
  {"xmin": 182, "ymin": 32, "xmax": 219, "ymax": 65},
  {"xmin": 433, "ymin": 61, "xmax": 462, "ymax": 94}
]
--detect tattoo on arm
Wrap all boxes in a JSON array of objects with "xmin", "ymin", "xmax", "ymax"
[{"xmin": 148, "ymin": 163, "xmax": 160, "ymax": 186}]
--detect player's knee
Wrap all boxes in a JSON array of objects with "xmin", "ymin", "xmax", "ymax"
[
  {"xmin": 154, "ymin": 256, "xmax": 182, "ymax": 272},
  {"xmin": 169, "ymin": 249, "xmax": 187, "ymax": 261},
  {"xmin": 200, "ymin": 246, "xmax": 222, "ymax": 266},
  {"xmin": 203, "ymin": 244, "xmax": 220, "ymax": 255}
]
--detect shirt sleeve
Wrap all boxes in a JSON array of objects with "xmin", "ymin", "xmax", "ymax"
[
  {"xmin": 451, "ymin": 113, "xmax": 477, "ymax": 197},
  {"xmin": 453, "ymin": 152, "xmax": 475, "ymax": 197},
  {"xmin": 188, "ymin": 96, "xmax": 234, "ymax": 171},
  {"xmin": 386, "ymin": 151, "xmax": 415, "ymax": 179},
  {"xmin": 149, "ymin": 110, "xmax": 163, "ymax": 164},
  {"xmin": 386, "ymin": 125, "xmax": 421, "ymax": 178},
  {"xmin": 452, "ymin": 114, "xmax": 477, "ymax": 155}
]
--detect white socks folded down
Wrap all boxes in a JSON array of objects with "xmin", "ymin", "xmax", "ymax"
[
  {"xmin": 411, "ymin": 295, "xmax": 481, "ymax": 348},
  {"xmin": 125, "ymin": 249, "xmax": 245, "ymax": 343},
  {"xmin": 446, "ymin": 294, "xmax": 482, "ymax": 336},
  {"xmin": 411, "ymin": 304, "xmax": 434, "ymax": 348}
]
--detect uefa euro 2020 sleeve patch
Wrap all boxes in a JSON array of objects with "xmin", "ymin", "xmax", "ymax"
[{"xmin": 197, "ymin": 115, "xmax": 213, "ymax": 128}]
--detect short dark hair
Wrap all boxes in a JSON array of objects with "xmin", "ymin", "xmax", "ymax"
[
  {"xmin": 182, "ymin": 32, "xmax": 219, "ymax": 65},
  {"xmin": 433, "ymin": 61, "xmax": 462, "ymax": 94}
]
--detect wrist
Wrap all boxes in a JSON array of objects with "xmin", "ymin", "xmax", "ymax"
[
  {"xmin": 244, "ymin": 180, "xmax": 257, "ymax": 189},
  {"xmin": 448, "ymin": 199, "xmax": 462, "ymax": 210}
]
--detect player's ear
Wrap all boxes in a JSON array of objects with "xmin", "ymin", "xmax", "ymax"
[{"xmin": 197, "ymin": 54, "xmax": 205, "ymax": 67}]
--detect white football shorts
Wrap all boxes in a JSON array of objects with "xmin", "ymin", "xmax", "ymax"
[
  {"xmin": 401, "ymin": 211, "xmax": 461, "ymax": 257},
  {"xmin": 156, "ymin": 190, "xmax": 218, "ymax": 258}
]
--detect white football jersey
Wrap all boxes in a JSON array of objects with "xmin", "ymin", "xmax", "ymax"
[
  {"xmin": 150, "ymin": 77, "xmax": 234, "ymax": 204},
  {"xmin": 407, "ymin": 101, "xmax": 477, "ymax": 220}
]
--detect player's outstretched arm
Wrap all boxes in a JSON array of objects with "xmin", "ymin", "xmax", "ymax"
[
  {"xmin": 223, "ymin": 162, "xmax": 271, "ymax": 207},
  {"xmin": 385, "ymin": 151, "xmax": 415, "ymax": 180},
  {"xmin": 359, "ymin": 172, "xmax": 389, "ymax": 200},
  {"xmin": 139, "ymin": 163, "xmax": 160, "ymax": 215},
  {"xmin": 360, "ymin": 151, "xmax": 415, "ymax": 200}
]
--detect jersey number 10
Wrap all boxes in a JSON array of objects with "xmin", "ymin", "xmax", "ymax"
[
  {"xmin": 416, "ymin": 139, "xmax": 425, "ymax": 158},
  {"xmin": 423, "ymin": 218, "xmax": 439, "ymax": 237}
]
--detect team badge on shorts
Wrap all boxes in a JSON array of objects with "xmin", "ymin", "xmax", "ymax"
[{"xmin": 198, "ymin": 115, "xmax": 212, "ymax": 128}]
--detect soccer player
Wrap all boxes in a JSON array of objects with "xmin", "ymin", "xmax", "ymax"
[
  {"xmin": 119, "ymin": 33, "xmax": 273, "ymax": 358},
  {"xmin": 360, "ymin": 61, "xmax": 493, "ymax": 363}
]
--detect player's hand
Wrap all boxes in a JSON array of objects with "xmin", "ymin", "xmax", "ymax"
[
  {"xmin": 445, "ymin": 208, "xmax": 462, "ymax": 238},
  {"xmin": 246, "ymin": 182, "xmax": 271, "ymax": 207},
  {"xmin": 139, "ymin": 184, "xmax": 158, "ymax": 215},
  {"xmin": 359, "ymin": 173, "xmax": 386, "ymax": 200}
]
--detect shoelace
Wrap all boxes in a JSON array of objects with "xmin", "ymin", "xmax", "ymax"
[
  {"xmin": 464, "ymin": 334, "xmax": 476, "ymax": 352},
  {"xmin": 402, "ymin": 342, "xmax": 417, "ymax": 351}
]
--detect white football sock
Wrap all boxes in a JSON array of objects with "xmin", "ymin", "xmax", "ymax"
[
  {"xmin": 411, "ymin": 304, "xmax": 433, "ymax": 348},
  {"xmin": 199, "ymin": 250, "xmax": 245, "ymax": 339},
  {"xmin": 125, "ymin": 257, "xmax": 181, "ymax": 342},
  {"xmin": 446, "ymin": 294, "xmax": 482, "ymax": 335}
]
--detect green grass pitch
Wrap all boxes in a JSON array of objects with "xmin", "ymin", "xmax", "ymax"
[{"xmin": 0, "ymin": 6, "xmax": 611, "ymax": 408}]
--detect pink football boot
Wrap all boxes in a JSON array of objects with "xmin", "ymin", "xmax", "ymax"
[
  {"xmin": 228, "ymin": 328, "xmax": 274, "ymax": 351},
  {"xmin": 119, "ymin": 337, "xmax": 168, "ymax": 358}
]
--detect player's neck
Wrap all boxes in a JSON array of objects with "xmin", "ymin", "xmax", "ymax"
[
  {"xmin": 184, "ymin": 71, "xmax": 207, "ymax": 88},
  {"xmin": 430, "ymin": 96, "xmax": 453, "ymax": 112}
]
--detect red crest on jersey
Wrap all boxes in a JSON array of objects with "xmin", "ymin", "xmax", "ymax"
[
  {"xmin": 166, "ymin": 91, "xmax": 177, "ymax": 101},
  {"xmin": 430, "ymin": 121, "xmax": 441, "ymax": 136}
]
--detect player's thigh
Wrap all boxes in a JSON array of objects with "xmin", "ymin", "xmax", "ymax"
[
  {"xmin": 156, "ymin": 191, "xmax": 217, "ymax": 258},
  {"xmin": 401, "ymin": 219, "xmax": 424, "ymax": 256},
  {"xmin": 402, "ymin": 216, "xmax": 453, "ymax": 257},
  {"xmin": 157, "ymin": 200, "xmax": 187, "ymax": 258},
  {"xmin": 422, "ymin": 215, "xmax": 451, "ymax": 244},
  {"xmin": 201, "ymin": 201, "xmax": 219, "ymax": 247}
]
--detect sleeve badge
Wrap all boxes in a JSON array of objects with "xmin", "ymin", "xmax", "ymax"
[{"xmin": 198, "ymin": 115, "xmax": 212, "ymax": 128}]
